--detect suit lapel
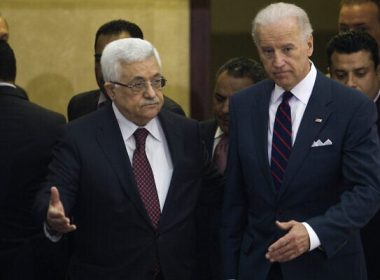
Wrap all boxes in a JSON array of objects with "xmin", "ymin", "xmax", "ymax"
[
  {"xmin": 95, "ymin": 105, "xmax": 154, "ymax": 228},
  {"xmin": 155, "ymin": 111, "xmax": 183, "ymax": 231},
  {"xmin": 280, "ymin": 72, "xmax": 333, "ymax": 195},
  {"xmin": 253, "ymin": 82, "xmax": 276, "ymax": 193}
]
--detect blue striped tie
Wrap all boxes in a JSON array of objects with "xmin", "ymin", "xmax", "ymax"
[{"xmin": 271, "ymin": 91, "xmax": 293, "ymax": 189}]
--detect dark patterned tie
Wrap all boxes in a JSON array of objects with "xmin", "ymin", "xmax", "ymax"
[
  {"xmin": 213, "ymin": 134, "xmax": 229, "ymax": 174},
  {"xmin": 271, "ymin": 91, "xmax": 293, "ymax": 189},
  {"xmin": 132, "ymin": 128, "xmax": 161, "ymax": 228}
]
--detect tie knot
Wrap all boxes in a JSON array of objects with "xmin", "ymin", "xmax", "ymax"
[
  {"xmin": 282, "ymin": 91, "xmax": 293, "ymax": 103},
  {"xmin": 134, "ymin": 128, "xmax": 149, "ymax": 148}
]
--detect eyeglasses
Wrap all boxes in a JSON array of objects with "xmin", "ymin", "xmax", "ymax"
[{"xmin": 110, "ymin": 77, "xmax": 167, "ymax": 95}]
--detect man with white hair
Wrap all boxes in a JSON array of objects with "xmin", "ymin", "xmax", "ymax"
[
  {"xmin": 35, "ymin": 38, "xmax": 222, "ymax": 280},
  {"xmin": 221, "ymin": 2, "xmax": 380, "ymax": 280}
]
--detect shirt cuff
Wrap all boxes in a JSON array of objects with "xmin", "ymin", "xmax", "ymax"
[
  {"xmin": 43, "ymin": 222, "xmax": 63, "ymax": 242},
  {"xmin": 302, "ymin": 222, "xmax": 321, "ymax": 251}
]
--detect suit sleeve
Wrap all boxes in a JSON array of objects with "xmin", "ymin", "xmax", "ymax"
[
  {"xmin": 220, "ymin": 97, "xmax": 247, "ymax": 278},
  {"xmin": 307, "ymin": 98, "xmax": 380, "ymax": 258},
  {"xmin": 34, "ymin": 125, "xmax": 81, "ymax": 223}
]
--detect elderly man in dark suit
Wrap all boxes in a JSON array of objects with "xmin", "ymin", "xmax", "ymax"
[
  {"xmin": 35, "ymin": 38, "xmax": 221, "ymax": 280},
  {"xmin": 221, "ymin": 2, "xmax": 380, "ymax": 280},
  {"xmin": 0, "ymin": 40, "xmax": 66, "ymax": 279},
  {"xmin": 68, "ymin": 19, "xmax": 184, "ymax": 121}
]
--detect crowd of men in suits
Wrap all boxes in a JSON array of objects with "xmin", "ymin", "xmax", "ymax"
[{"xmin": 2, "ymin": 0, "xmax": 380, "ymax": 279}]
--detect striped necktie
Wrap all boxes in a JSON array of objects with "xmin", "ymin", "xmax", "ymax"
[{"xmin": 271, "ymin": 91, "xmax": 293, "ymax": 189}]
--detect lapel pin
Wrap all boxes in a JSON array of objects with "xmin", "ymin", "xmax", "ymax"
[{"xmin": 314, "ymin": 118, "xmax": 323, "ymax": 123}]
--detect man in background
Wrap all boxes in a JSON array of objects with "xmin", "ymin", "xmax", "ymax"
[
  {"xmin": 338, "ymin": 0, "xmax": 380, "ymax": 57},
  {"xmin": 68, "ymin": 19, "xmax": 184, "ymax": 121},
  {"xmin": 327, "ymin": 30, "xmax": 380, "ymax": 280},
  {"xmin": 0, "ymin": 40, "xmax": 66, "ymax": 279},
  {"xmin": 197, "ymin": 57, "xmax": 266, "ymax": 280}
]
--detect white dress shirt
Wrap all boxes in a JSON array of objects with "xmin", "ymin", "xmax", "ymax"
[
  {"xmin": 212, "ymin": 126, "xmax": 224, "ymax": 156},
  {"xmin": 374, "ymin": 89, "xmax": 380, "ymax": 103},
  {"xmin": 267, "ymin": 62, "xmax": 321, "ymax": 251},
  {"xmin": 113, "ymin": 103, "xmax": 173, "ymax": 211},
  {"xmin": 97, "ymin": 90, "xmax": 108, "ymax": 106}
]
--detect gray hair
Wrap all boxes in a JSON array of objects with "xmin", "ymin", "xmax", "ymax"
[
  {"xmin": 251, "ymin": 2, "xmax": 313, "ymax": 45},
  {"xmin": 101, "ymin": 38, "xmax": 161, "ymax": 82}
]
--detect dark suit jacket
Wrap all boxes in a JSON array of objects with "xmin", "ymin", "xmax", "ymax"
[
  {"xmin": 200, "ymin": 119, "xmax": 218, "ymax": 157},
  {"xmin": 0, "ymin": 85, "xmax": 66, "ymax": 279},
  {"xmin": 221, "ymin": 72, "xmax": 380, "ymax": 280},
  {"xmin": 360, "ymin": 97, "xmax": 380, "ymax": 280},
  {"xmin": 197, "ymin": 119, "xmax": 223, "ymax": 280},
  {"xmin": 36, "ymin": 104, "xmax": 221, "ymax": 280},
  {"xmin": 67, "ymin": 89, "xmax": 186, "ymax": 121}
]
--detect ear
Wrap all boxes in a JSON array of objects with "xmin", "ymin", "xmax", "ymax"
[
  {"xmin": 306, "ymin": 34, "xmax": 314, "ymax": 57},
  {"xmin": 376, "ymin": 64, "xmax": 380, "ymax": 80},
  {"xmin": 103, "ymin": 82, "xmax": 115, "ymax": 100}
]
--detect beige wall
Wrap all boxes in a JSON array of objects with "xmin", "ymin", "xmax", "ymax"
[{"xmin": 0, "ymin": 0, "xmax": 190, "ymax": 117}]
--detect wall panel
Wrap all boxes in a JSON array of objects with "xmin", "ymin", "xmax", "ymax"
[{"xmin": 0, "ymin": 0, "xmax": 190, "ymax": 117}]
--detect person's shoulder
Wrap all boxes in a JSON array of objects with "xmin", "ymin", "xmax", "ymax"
[
  {"xmin": 163, "ymin": 95, "xmax": 186, "ymax": 116},
  {"xmin": 14, "ymin": 99, "xmax": 66, "ymax": 125},
  {"xmin": 235, "ymin": 79, "xmax": 272, "ymax": 100},
  {"xmin": 159, "ymin": 109, "xmax": 199, "ymax": 131},
  {"xmin": 69, "ymin": 89, "xmax": 99, "ymax": 103},
  {"xmin": 319, "ymin": 73, "xmax": 370, "ymax": 104},
  {"xmin": 200, "ymin": 118, "xmax": 217, "ymax": 130},
  {"xmin": 30, "ymin": 102, "xmax": 65, "ymax": 121}
]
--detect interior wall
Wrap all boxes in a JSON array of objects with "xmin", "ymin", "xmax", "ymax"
[{"xmin": 0, "ymin": 0, "xmax": 190, "ymax": 117}]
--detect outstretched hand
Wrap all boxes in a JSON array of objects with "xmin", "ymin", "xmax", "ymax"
[
  {"xmin": 46, "ymin": 186, "xmax": 76, "ymax": 233},
  {"xmin": 266, "ymin": 220, "xmax": 309, "ymax": 263}
]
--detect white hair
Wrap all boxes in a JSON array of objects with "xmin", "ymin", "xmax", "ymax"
[
  {"xmin": 101, "ymin": 38, "xmax": 161, "ymax": 82},
  {"xmin": 251, "ymin": 2, "xmax": 313, "ymax": 45}
]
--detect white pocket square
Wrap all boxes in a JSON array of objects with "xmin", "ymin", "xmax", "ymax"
[{"xmin": 311, "ymin": 139, "xmax": 333, "ymax": 147}]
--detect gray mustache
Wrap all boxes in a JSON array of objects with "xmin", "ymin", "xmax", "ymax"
[{"xmin": 142, "ymin": 98, "xmax": 160, "ymax": 106}]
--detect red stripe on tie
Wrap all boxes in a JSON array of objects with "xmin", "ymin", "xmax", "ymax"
[
  {"xmin": 272, "ymin": 143, "xmax": 290, "ymax": 162},
  {"xmin": 273, "ymin": 129, "xmax": 292, "ymax": 150},
  {"xmin": 271, "ymin": 156, "xmax": 286, "ymax": 173}
]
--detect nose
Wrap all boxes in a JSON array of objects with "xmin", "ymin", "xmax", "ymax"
[
  {"xmin": 144, "ymin": 82, "xmax": 157, "ymax": 98},
  {"xmin": 273, "ymin": 51, "xmax": 285, "ymax": 68},
  {"xmin": 221, "ymin": 98, "xmax": 229, "ymax": 113},
  {"xmin": 346, "ymin": 73, "xmax": 358, "ymax": 89}
]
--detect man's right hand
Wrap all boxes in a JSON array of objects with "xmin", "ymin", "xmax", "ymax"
[{"xmin": 46, "ymin": 186, "xmax": 76, "ymax": 233}]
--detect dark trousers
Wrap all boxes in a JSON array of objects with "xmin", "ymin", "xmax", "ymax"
[
  {"xmin": 156, "ymin": 272, "xmax": 165, "ymax": 280},
  {"xmin": 267, "ymin": 262, "xmax": 283, "ymax": 280}
]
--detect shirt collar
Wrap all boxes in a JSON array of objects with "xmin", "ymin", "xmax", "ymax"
[
  {"xmin": 374, "ymin": 89, "xmax": 380, "ymax": 103},
  {"xmin": 98, "ymin": 90, "xmax": 108, "ymax": 105},
  {"xmin": 272, "ymin": 62, "xmax": 317, "ymax": 105},
  {"xmin": 214, "ymin": 126, "xmax": 224, "ymax": 140},
  {"xmin": 112, "ymin": 103, "xmax": 161, "ymax": 142},
  {"xmin": 0, "ymin": 82, "xmax": 16, "ymax": 88}
]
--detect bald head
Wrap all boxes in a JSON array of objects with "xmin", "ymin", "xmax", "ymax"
[
  {"xmin": 338, "ymin": 1, "xmax": 380, "ymax": 56},
  {"xmin": 0, "ymin": 16, "xmax": 9, "ymax": 41}
]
